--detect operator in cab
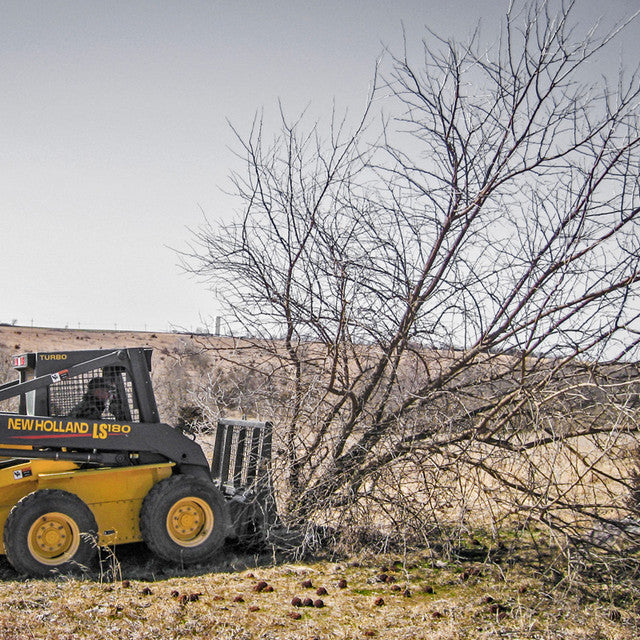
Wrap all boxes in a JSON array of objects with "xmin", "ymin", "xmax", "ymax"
[{"xmin": 68, "ymin": 377, "xmax": 115, "ymax": 419}]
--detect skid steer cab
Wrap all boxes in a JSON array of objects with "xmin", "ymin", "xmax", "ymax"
[{"xmin": 0, "ymin": 347, "xmax": 275, "ymax": 577}]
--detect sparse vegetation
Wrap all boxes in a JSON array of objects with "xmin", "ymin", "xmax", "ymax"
[
  {"xmin": 0, "ymin": 547, "xmax": 636, "ymax": 640},
  {"xmin": 0, "ymin": 328, "xmax": 639, "ymax": 636},
  {"xmin": 2, "ymin": 0, "xmax": 640, "ymax": 632},
  {"xmin": 182, "ymin": 0, "xmax": 640, "ymax": 604}
]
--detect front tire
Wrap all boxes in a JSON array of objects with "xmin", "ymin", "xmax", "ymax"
[
  {"xmin": 140, "ymin": 475, "xmax": 228, "ymax": 564},
  {"xmin": 4, "ymin": 490, "xmax": 98, "ymax": 577}
]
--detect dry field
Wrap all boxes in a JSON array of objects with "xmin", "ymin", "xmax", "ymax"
[
  {"xmin": 0, "ymin": 547, "xmax": 636, "ymax": 640},
  {"xmin": 0, "ymin": 326, "xmax": 639, "ymax": 638}
]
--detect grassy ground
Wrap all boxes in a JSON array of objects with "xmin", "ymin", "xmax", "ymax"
[{"xmin": 0, "ymin": 544, "xmax": 636, "ymax": 640}]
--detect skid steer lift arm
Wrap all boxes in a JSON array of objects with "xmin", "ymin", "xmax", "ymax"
[{"xmin": 0, "ymin": 348, "xmax": 208, "ymax": 475}]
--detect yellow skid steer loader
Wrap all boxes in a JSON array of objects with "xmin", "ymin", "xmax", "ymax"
[{"xmin": 0, "ymin": 348, "xmax": 275, "ymax": 577}]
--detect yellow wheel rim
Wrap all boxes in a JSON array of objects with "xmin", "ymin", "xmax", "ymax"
[
  {"xmin": 28, "ymin": 512, "xmax": 80, "ymax": 565},
  {"xmin": 166, "ymin": 497, "xmax": 213, "ymax": 547}
]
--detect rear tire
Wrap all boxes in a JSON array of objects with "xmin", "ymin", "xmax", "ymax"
[
  {"xmin": 140, "ymin": 475, "xmax": 228, "ymax": 564},
  {"xmin": 4, "ymin": 489, "xmax": 98, "ymax": 577}
]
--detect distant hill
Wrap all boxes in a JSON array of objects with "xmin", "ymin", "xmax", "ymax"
[{"xmin": 0, "ymin": 324, "xmax": 204, "ymax": 356}]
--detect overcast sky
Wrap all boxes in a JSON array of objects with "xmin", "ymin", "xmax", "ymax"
[{"xmin": 2, "ymin": 0, "xmax": 639, "ymax": 332}]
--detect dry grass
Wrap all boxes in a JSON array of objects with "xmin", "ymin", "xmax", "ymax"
[
  {"xmin": 1, "ymin": 326, "xmax": 639, "ymax": 637},
  {"xmin": 0, "ymin": 547, "xmax": 635, "ymax": 640}
]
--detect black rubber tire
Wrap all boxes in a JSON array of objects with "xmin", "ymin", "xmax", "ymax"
[
  {"xmin": 139, "ymin": 475, "xmax": 228, "ymax": 565},
  {"xmin": 4, "ymin": 489, "xmax": 98, "ymax": 577}
]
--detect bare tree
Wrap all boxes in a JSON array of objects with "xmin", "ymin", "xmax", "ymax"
[{"xmin": 185, "ymin": 0, "xmax": 640, "ymax": 583}]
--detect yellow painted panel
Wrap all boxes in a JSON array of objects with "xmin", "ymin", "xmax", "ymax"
[
  {"xmin": 0, "ymin": 460, "xmax": 174, "ymax": 552},
  {"xmin": 0, "ymin": 459, "xmax": 81, "ymax": 554}
]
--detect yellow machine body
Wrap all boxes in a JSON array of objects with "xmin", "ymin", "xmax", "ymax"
[{"xmin": 0, "ymin": 459, "xmax": 173, "ymax": 552}]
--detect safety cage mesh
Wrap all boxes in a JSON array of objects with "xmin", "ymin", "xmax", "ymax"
[{"xmin": 48, "ymin": 367, "xmax": 140, "ymax": 422}]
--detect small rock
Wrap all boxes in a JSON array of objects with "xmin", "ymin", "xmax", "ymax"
[
  {"xmin": 608, "ymin": 609, "xmax": 622, "ymax": 622},
  {"xmin": 489, "ymin": 603, "xmax": 509, "ymax": 615},
  {"xmin": 463, "ymin": 567, "xmax": 482, "ymax": 580}
]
